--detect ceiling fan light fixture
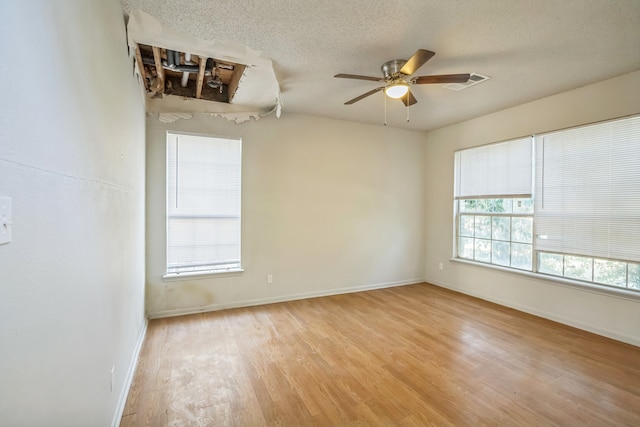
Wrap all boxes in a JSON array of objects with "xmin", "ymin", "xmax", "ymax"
[{"xmin": 385, "ymin": 83, "xmax": 408, "ymax": 99}]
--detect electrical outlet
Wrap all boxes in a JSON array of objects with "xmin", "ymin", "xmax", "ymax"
[
  {"xmin": 266, "ymin": 274, "xmax": 273, "ymax": 284},
  {"xmin": 438, "ymin": 262, "xmax": 444, "ymax": 271},
  {"xmin": 110, "ymin": 366, "xmax": 115, "ymax": 392}
]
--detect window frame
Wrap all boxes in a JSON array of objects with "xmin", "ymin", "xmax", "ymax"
[{"xmin": 163, "ymin": 131, "xmax": 244, "ymax": 280}]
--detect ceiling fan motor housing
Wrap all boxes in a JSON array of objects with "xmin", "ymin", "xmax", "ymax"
[{"xmin": 381, "ymin": 59, "xmax": 408, "ymax": 79}]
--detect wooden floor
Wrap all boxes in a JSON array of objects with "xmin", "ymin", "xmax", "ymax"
[{"xmin": 121, "ymin": 283, "xmax": 640, "ymax": 426}]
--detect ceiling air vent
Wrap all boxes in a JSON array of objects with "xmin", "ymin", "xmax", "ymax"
[{"xmin": 443, "ymin": 73, "xmax": 490, "ymax": 91}]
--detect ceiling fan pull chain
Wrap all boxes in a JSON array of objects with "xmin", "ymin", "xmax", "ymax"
[{"xmin": 406, "ymin": 100, "xmax": 410, "ymax": 122}]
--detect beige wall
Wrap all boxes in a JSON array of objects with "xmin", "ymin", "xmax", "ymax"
[
  {"xmin": 424, "ymin": 70, "xmax": 640, "ymax": 346},
  {"xmin": 146, "ymin": 113, "xmax": 427, "ymax": 317},
  {"xmin": 0, "ymin": 0, "xmax": 147, "ymax": 425}
]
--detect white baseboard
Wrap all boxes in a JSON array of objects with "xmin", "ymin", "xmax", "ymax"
[
  {"xmin": 112, "ymin": 318, "xmax": 148, "ymax": 427},
  {"xmin": 426, "ymin": 277, "xmax": 640, "ymax": 348},
  {"xmin": 148, "ymin": 278, "xmax": 425, "ymax": 319}
]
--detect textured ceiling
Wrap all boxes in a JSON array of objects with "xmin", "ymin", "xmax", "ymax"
[{"xmin": 121, "ymin": 0, "xmax": 640, "ymax": 131}]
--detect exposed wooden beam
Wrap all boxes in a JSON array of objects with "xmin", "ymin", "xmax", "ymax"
[
  {"xmin": 133, "ymin": 43, "xmax": 149, "ymax": 91},
  {"xmin": 227, "ymin": 64, "xmax": 247, "ymax": 103},
  {"xmin": 196, "ymin": 55, "xmax": 207, "ymax": 99},
  {"xmin": 151, "ymin": 46, "xmax": 165, "ymax": 94}
]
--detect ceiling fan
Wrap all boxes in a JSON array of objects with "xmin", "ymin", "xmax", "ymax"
[{"xmin": 335, "ymin": 49, "xmax": 470, "ymax": 106}]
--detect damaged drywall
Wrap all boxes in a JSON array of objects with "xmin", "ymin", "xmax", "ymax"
[{"xmin": 126, "ymin": 10, "xmax": 282, "ymax": 123}]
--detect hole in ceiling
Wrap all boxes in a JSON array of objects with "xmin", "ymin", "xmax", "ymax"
[
  {"xmin": 126, "ymin": 10, "xmax": 282, "ymax": 123},
  {"xmin": 135, "ymin": 44, "xmax": 246, "ymax": 104}
]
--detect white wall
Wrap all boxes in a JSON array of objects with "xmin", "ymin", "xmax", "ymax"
[
  {"xmin": 0, "ymin": 1, "xmax": 146, "ymax": 426},
  {"xmin": 146, "ymin": 113, "xmax": 427, "ymax": 317},
  {"xmin": 424, "ymin": 70, "xmax": 640, "ymax": 346}
]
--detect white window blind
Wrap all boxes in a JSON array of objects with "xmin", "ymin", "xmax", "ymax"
[
  {"xmin": 454, "ymin": 137, "xmax": 533, "ymax": 199},
  {"xmin": 166, "ymin": 132, "xmax": 242, "ymax": 274},
  {"xmin": 534, "ymin": 115, "xmax": 640, "ymax": 262}
]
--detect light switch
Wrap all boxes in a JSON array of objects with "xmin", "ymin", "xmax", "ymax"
[{"xmin": 0, "ymin": 196, "xmax": 12, "ymax": 245}]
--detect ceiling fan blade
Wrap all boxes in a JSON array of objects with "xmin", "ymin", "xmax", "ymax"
[
  {"xmin": 335, "ymin": 73, "xmax": 384, "ymax": 82},
  {"xmin": 344, "ymin": 87, "xmax": 385, "ymax": 105},
  {"xmin": 399, "ymin": 90, "xmax": 417, "ymax": 107},
  {"xmin": 399, "ymin": 49, "xmax": 435, "ymax": 76},
  {"xmin": 413, "ymin": 74, "xmax": 471, "ymax": 84}
]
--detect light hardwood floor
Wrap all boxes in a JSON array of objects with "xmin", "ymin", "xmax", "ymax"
[{"xmin": 121, "ymin": 283, "xmax": 640, "ymax": 426}]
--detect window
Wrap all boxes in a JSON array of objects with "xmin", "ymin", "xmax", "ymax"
[
  {"xmin": 533, "ymin": 115, "xmax": 640, "ymax": 289},
  {"xmin": 166, "ymin": 132, "xmax": 242, "ymax": 276},
  {"xmin": 454, "ymin": 115, "xmax": 640, "ymax": 293},
  {"xmin": 458, "ymin": 198, "xmax": 534, "ymax": 270},
  {"xmin": 455, "ymin": 137, "xmax": 534, "ymax": 270}
]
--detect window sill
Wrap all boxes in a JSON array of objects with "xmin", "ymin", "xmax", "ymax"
[
  {"xmin": 162, "ymin": 268, "xmax": 244, "ymax": 282},
  {"xmin": 449, "ymin": 258, "xmax": 640, "ymax": 302}
]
